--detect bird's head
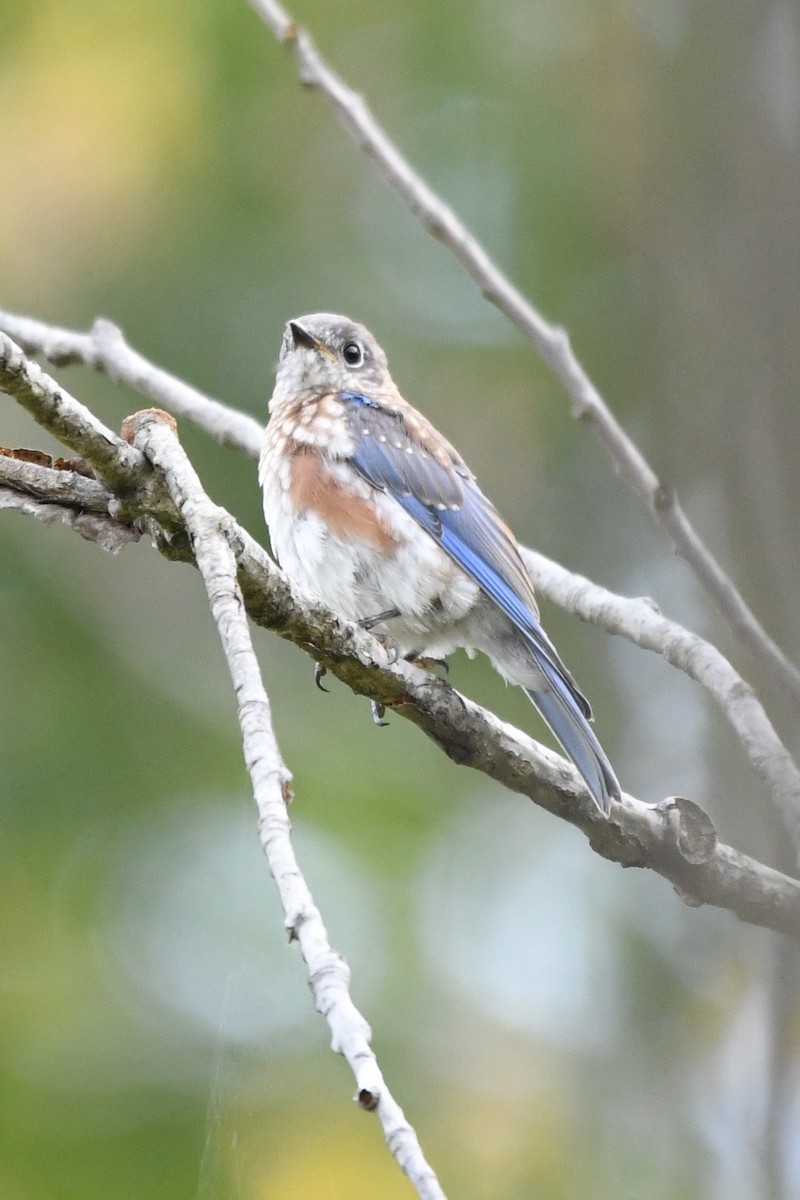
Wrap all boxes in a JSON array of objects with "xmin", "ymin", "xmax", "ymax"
[{"xmin": 271, "ymin": 313, "xmax": 390, "ymax": 406}]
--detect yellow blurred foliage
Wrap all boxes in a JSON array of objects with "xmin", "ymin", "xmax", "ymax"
[
  {"xmin": 0, "ymin": 0, "xmax": 206, "ymax": 298},
  {"xmin": 245, "ymin": 1114, "xmax": 419, "ymax": 1200},
  {"xmin": 438, "ymin": 1088, "xmax": 575, "ymax": 1198}
]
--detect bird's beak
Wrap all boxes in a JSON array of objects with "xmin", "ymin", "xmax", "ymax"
[
  {"xmin": 288, "ymin": 321, "xmax": 318, "ymax": 351},
  {"xmin": 288, "ymin": 321, "xmax": 337, "ymax": 359}
]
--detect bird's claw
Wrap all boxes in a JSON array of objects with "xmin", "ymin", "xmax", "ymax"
[
  {"xmin": 314, "ymin": 662, "xmax": 329, "ymax": 692},
  {"xmin": 376, "ymin": 634, "xmax": 400, "ymax": 665}
]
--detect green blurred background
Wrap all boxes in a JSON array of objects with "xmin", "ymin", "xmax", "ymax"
[{"xmin": 1, "ymin": 1, "xmax": 799, "ymax": 1197}]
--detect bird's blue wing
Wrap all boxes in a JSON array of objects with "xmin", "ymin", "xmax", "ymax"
[
  {"xmin": 341, "ymin": 390, "xmax": 591, "ymax": 719},
  {"xmin": 341, "ymin": 389, "xmax": 619, "ymax": 812},
  {"xmin": 340, "ymin": 390, "xmax": 464, "ymax": 509}
]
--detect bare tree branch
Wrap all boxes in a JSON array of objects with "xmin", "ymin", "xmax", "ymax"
[
  {"xmin": 0, "ymin": 452, "xmax": 113, "ymax": 512},
  {"xmin": 245, "ymin": 0, "xmax": 800, "ymax": 713},
  {"xmin": 0, "ymin": 330, "xmax": 143, "ymax": 489},
  {"xmin": 2, "ymin": 339, "xmax": 799, "ymax": 935},
  {"xmin": 234, "ymin": 527, "xmax": 800, "ymax": 938},
  {"xmin": 0, "ymin": 485, "xmax": 139, "ymax": 552},
  {"xmin": 124, "ymin": 408, "xmax": 448, "ymax": 1200},
  {"xmin": 2, "ymin": 322, "xmax": 798, "ymax": 846},
  {"xmin": 0, "ymin": 452, "xmax": 138, "ymax": 551}
]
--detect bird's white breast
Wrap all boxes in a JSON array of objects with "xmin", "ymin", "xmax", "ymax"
[{"xmin": 259, "ymin": 433, "xmax": 481, "ymax": 656}]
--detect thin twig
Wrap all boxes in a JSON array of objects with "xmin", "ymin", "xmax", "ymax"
[
  {"xmin": 126, "ymin": 408, "xmax": 448, "ymax": 1200},
  {"xmin": 245, "ymin": 0, "xmax": 800, "ymax": 712}
]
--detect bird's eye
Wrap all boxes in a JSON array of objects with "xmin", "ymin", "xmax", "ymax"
[{"xmin": 342, "ymin": 341, "xmax": 364, "ymax": 367}]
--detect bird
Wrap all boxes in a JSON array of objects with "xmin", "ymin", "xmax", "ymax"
[{"xmin": 259, "ymin": 313, "xmax": 620, "ymax": 816}]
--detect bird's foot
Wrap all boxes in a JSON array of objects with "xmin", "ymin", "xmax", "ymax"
[
  {"xmin": 370, "ymin": 699, "xmax": 388, "ymax": 727},
  {"xmin": 369, "ymin": 633, "xmax": 399, "ymax": 665},
  {"xmin": 314, "ymin": 661, "xmax": 329, "ymax": 692},
  {"xmin": 381, "ymin": 635, "xmax": 400, "ymax": 665},
  {"xmin": 358, "ymin": 608, "xmax": 401, "ymax": 665}
]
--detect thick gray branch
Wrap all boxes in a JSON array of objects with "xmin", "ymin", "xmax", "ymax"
[
  {"xmin": 234, "ymin": 531, "xmax": 800, "ymax": 938},
  {"xmin": 246, "ymin": 0, "xmax": 800, "ymax": 712},
  {"xmin": 1, "ymin": 333, "xmax": 799, "ymax": 934}
]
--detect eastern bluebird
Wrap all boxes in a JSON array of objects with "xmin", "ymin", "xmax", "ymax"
[{"xmin": 259, "ymin": 313, "xmax": 620, "ymax": 815}]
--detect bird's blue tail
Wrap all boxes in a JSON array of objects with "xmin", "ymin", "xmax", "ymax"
[{"xmin": 525, "ymin": 683, "xmax": 620, "ymax": 816}]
